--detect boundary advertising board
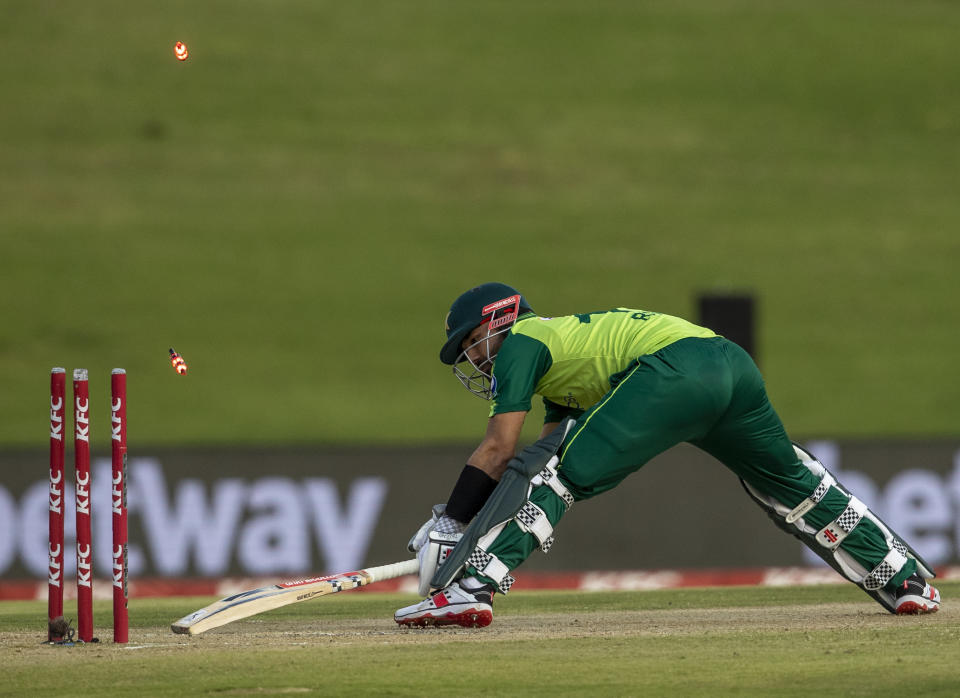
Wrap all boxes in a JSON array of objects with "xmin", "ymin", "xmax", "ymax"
[{"xmin": 2, "ymin": 440, "xmax": 959, "ymax": 580}]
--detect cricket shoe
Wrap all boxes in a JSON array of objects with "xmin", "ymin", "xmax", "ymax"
[
  {"xmin": 395, "ymin": 580, "xmax": 494, "ymax": 628},
  {"xmin": 894, "ymin": 574, "xmax": 941, "ymax": 615}
]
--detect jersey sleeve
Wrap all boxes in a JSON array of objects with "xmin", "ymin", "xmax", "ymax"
[{"xmin": 489, "ymin": 332, "xmax": 553, "ymax": 416}]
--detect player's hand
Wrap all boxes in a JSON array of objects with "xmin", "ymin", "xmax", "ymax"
[
  {"xmin": 407, "ymin": 504, "xmax": 467, "ymax": 552},
  {"xmin": 407, "ymin": 504, "xmax": 446, "ymax": 552}
]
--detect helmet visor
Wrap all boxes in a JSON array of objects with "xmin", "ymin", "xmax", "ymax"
[{"xmin": 451, "ymin": 320, "xmax": 512, "ymax": 400}]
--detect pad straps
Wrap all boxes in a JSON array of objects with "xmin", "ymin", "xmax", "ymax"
[
  {"xmin": 862, "ymin": 547, "xmax": 909, "ymax": 591},
  {"xmin": 785, "ymin": 471, "xmax": 837, "ymax": 523},
  {"xmin": 515, "ymin": 501, "xmax": 555, "ymax": 552},
  {"xmin": 467, "ymin": 548, "xmax": 515, "ymax": 593},
  {"xmin": 537, "ymin": 456, "xmax": 574, "ymax": 511},
  {"xmin": 815, "ymin": 496, "xmax": 868, "ymax": 550}
]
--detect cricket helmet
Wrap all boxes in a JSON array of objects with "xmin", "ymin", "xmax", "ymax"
[
  {"xmin": 440, "ymin": 283, "xmax": 532, "ymax": 365},
  {"xmin": 441, "ymin": 283, "xmax": 533, "ymax": 400}
]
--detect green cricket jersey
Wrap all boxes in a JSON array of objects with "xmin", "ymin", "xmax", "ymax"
[{"xmin": 490, "ymin": 309, "xmax": 716, "ymax": 421}]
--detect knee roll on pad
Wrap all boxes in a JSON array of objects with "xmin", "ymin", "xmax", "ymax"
[
  {"xmin": 430, "ymin": 418, "xmax": 577, "ymax": 593},
  {"xmin": 741, "ymin": 443, "xmax": 935, "ymax": 613}
]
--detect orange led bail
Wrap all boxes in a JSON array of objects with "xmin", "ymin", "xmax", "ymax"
[{"xmin": 169, "ymin": 348, "xmax": 188, "ymax": 375}]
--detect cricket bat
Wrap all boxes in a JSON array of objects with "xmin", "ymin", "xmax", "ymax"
[{"xmin": 171, "ymin": 558, "xmax": 419, "ymax": 635}]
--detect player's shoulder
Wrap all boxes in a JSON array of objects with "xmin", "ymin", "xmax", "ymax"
[
  {"xmin": 512, "ymin": 313, "xmax": 573, "ymax": 338},
  {"xmin": 508, "ymin": 314, "xmax": 589, "ymax": 354}
]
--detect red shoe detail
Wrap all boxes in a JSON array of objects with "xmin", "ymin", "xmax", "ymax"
[{"xmin": 432, "ymin": 591, "xmax": 449, "ymax": 608}]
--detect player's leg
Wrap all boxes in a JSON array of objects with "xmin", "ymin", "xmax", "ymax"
[
  {"xmin": 396, "ymin": 422, "xmax": 576, "ymax": 627},
  {"xmin": 557, "ymin": 336, "xmax": 736, "ymax": 499},
  {"xmin": 479, "ymin": 337, "xmax": 735, "ymax": 577},
  {"xmin": 692, "ymin": 339, "xmax": 938, "ymax": 614}
]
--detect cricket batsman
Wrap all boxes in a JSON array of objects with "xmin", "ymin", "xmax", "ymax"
[{"xmin": 395, "ymin": 283, "xmax": 941, "ymax": 627}]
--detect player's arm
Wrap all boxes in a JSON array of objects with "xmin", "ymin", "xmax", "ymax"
[
  {"xmin": 425, "ymin": 334, "xmax": 545, "ymax": 532},
  {"xmin": 442, "ymin": 411, "xmax": 526, "ymax": 525},
  {"xmin": 467, "ymin": 411, "xmax": 527, "ymax": 480},
  {"xmin": 539, "ymin": 421, "xmax": 560, "ymax": 439},
  {"xmin": 407, "ymin": 411, "xmax": 527, "ymax": 554}
]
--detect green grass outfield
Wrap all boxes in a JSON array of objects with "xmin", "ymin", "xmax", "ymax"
[
  {"xmin": 3, "ymin": 583, "xmax": 958, "ymax": 696},
  {"xmin": 2, "ymin": 1, "xmax": 959, "ymax": 447}
]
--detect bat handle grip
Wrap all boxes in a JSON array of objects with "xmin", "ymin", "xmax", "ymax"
[{"xmin": 367, "ymin": 558, "xmax": 419, "ymax": 583}]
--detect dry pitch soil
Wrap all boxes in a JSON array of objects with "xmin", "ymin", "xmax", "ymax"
[{"xmin": 6, "ymin": 601, "xmax": 953, "ymax": 654}]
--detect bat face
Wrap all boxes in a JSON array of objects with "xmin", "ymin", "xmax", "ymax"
[
  {"xmin": 170, "ymin": 559, "xmax": 418, "ymax": 635},
  {"xmin": 171, "ymin": 580, "xmax": 341, "ymax": 635}
]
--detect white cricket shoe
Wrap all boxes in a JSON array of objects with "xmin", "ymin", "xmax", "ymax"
[
  {"xmin": 395, "ymin": 580, "xmax": 494, "ymax": 628},
  {"xmin": 894, "ymin": 574, "xmax": 941, "ymax": 615}
]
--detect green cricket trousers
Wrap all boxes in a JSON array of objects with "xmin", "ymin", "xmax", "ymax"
[{"xmin": 475, "ymin": 336, "xmax": 915, "ymax": 589}]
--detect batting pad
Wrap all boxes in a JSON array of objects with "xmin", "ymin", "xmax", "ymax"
[
  {"xmin": 431, "ymin": 418, "xmax": 575, "ymax": 592},
  {"xmin": 742, "ymin": 442, "xmax": 935, "ymax": 614}
]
